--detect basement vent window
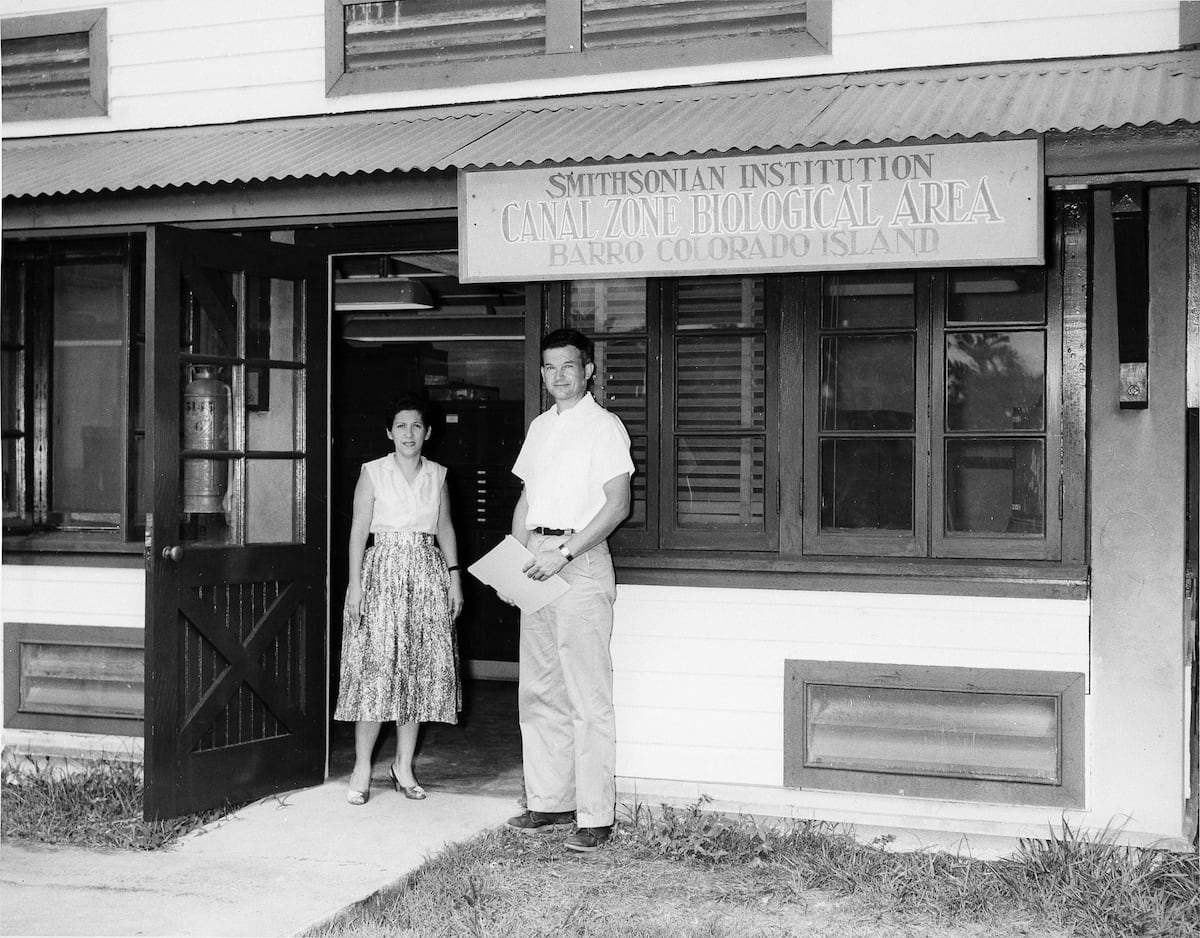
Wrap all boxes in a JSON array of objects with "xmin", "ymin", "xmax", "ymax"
[
  {"xmin": 783, "ymin": 660, "xmax": 1084, "ymax": 807},
  {"xmin": 4, "ymin": 622, "xmax": 143, "ymax": 735}
]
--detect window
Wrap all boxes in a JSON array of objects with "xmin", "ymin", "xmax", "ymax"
[
  {"xmin": 805, "ymin": 267, "xmax": 1060, "ymax": 559},
  {"xmin": 555, "ymin": 194, "xmax": 1084, "ymax": 570},
  {"xmin": 1, "ymin": 9, "xmax": 108, "ymax": 121},
  {"xmin": 783, "ymin": 660, "xmax": 1085, "ymax": 807},
  {"xmin": 2, "ymin": 238, "xmax": 146, "ymax": 544},
  {"xmin": 326, "ymin": 0, "xmax": 830, "ymax": 96},
  {"xmin": 566, "ymin": 275, "xmax": 779, "ymax": 552}
]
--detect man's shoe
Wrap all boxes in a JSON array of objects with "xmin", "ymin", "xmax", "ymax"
[
  {"xmin": 506, "ymin": 810, "xmax": 575, "ymax": 833},
  {"xmin": 564, "ymin": 825, "xmax": 612, "ymax": 852}
]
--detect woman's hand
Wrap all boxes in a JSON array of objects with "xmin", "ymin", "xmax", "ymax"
[
  {"xmin": 448, "ymin": 572, "xmax": 464, "ymax": 620},
  {"xmin": 344, "ymin": 583, "xmax": 363, "ymax": 620}
]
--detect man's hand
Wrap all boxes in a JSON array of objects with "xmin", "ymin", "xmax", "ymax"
[{"xmin": 522, "ymin": 548, "xmax": 569, "ymax": 581}]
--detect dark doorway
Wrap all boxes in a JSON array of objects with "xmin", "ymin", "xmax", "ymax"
[{"xmin": 328, "ymin": 678, "xmax": 523, "ymax": 797}]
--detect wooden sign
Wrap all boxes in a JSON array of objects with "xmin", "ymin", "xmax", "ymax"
[{"xmin": 459, "ymin": 139, "xmax": 1043, "ymax": 281}]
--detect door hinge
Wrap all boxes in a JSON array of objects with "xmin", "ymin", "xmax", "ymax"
[
  {"xmin": 776, "ymin": 478, "xmax": 781, "ymax": 515},
  {"xmin": 1058, "ymin": 476, "xmax": 1064, "ymax": 520}
]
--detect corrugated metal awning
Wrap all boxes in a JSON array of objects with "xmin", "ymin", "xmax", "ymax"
[{"xmin": 4, "ymin": 50, "xmax": 1198, "ymax": 199}]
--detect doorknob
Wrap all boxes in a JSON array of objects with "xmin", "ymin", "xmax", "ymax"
[{"xmin": 161, "ymin": 545, "xmax": 184, "ymax": 562}]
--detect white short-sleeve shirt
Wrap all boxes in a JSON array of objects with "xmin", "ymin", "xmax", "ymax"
[{"xmin": 512, "ymin": 393, "xmax": 634, "ymax": 531}]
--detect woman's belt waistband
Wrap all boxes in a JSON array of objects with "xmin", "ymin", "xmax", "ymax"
[{"xmin": 532, "ymin": 526, "xmax": 576, "ymax": 536}]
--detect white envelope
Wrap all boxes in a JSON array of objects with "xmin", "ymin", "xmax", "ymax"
[{"xmin": 467, "ymin": 534, "xmax": 570, "ymax": 615}]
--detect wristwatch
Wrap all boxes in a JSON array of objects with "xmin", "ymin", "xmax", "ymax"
[{"xmin": 558, "ymin": 543, "xmax": 575, "ymax": 562}]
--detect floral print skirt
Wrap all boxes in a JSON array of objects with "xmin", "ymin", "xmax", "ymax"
[{"xmin": 334, "ymin": 531, "xmax": 461, "ymax": 724}]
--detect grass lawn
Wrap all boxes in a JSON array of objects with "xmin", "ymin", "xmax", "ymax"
[
  {"xmin": 1, "ymin": 757, "xmax": 238, "ymax": 850},
  {"xmin": 306, "ymin": 800, "xmax": 1199, "ymax": 938}
]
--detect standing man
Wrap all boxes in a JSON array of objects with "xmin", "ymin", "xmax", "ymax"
[{"xmin": 505, "ymin": 328, "xmax": 634, "ymax": 852}]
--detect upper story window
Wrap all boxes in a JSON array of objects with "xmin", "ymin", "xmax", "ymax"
[
  {"xmin": 326, "ymin": 0, "xmax": 831, "ymax": 96},
  {"xmin": 1, "ymin": 9, "xmax": 108, "ymax": 121}
]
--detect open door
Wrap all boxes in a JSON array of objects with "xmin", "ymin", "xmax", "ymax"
[{"xmin": 144, "ymin": 226, "xmax": 328, "ymax": 820}]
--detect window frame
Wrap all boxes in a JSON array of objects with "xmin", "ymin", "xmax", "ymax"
[
  {"xmin": 783, "ymin": 659, "xmax": 1085, "ymax": 808},
  {"xmin": 1, "ymin": 8, "xmax": 108, "ymax": 122},
  {"xmin": 325, "ymin": 0, "xmax": 831, "ymax": 97},
  {"xmin": 3, "ymin": 621, "xmax": 144, "ymax": 736},
  {"xmin": 802, "ymin": 272, "xmax": 932, "ymax": 558},
  {"xmin": 1, "ymin": 237, "xmax": 145, "ymax": 548},
  {"xmin": 560, "ymin": 192, "xmax": 1087, "ymax": 582}
]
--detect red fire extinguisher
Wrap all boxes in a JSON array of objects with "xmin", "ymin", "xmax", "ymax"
[{"xmin": 182, "ymin": 365, "xmax": 231, "ymax": 514}]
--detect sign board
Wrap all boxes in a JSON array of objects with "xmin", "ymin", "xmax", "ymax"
[{"xmin": 459, "ymin": 139, "xmax": 1043, "ymax": 282}]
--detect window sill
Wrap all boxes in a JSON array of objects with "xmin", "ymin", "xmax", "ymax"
[
  {"xmin": 614, "ymin": 552, "xmax": 1088, "ymax": 599},
  {"xmin": 3, "ymin": 531, "xmax": 143, "ymax": 567}
]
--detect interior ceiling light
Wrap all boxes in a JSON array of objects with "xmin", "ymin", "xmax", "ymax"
[{"xmin": 334, "ymin": 278, "xmax": 435, "ymax": 312}]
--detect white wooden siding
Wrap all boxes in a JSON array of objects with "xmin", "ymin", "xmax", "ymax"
[
  {"xmin": 1, "ymin": 565, "xmax": 144, "ymax": 629},
  {"xmin": 611, "ymin": 584, "xmax": 1089, "ymax": 788},
  {"xmin": 602, "ymin": 583, "xmax": 1193, "ymax": 844},
  {"xmin": 0, "ymin": 0, "xmax": 1182, "ymax": 137}
]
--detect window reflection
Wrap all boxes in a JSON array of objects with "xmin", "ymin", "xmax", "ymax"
[
  {"xmin": 946, "ymin": 331, "xmax": 1045, "ymax": 431},
  {"xmin": 945, "ymin": 439, "xmax": 1044, "ymax": 535}
]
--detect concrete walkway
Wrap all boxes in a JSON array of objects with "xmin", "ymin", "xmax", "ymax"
[{"xmin": 1, "ymin": 778, "xmax": 518, "ymax": 937}]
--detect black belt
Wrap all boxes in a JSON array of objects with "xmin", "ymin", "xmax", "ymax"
[{"xmin": 532, "ymin": 526, "xmax": 576, "ymax": 536}]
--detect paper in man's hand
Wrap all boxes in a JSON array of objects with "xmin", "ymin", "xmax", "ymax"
[{"xmin": 467, "ymin": 535, "xmax": 570, "ymax": 614}]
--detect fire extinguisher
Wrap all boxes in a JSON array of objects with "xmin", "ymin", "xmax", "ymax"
[{"xmin": 182, "ymin": 365, "xmax": 231, "ymax": 514}]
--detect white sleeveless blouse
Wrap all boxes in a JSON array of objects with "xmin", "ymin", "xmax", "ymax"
[{"xmin": 362, "ymin": 455, "xmax": 446, "ymax": 534}]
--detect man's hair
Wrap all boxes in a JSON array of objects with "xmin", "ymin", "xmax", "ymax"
[
  {"xmin": 384, "ymin": 393, "xmax": 432, "ymax": 428},
  {"xmin": 540, "ymin": 327, "xmax": 593, "ymax": 366}
]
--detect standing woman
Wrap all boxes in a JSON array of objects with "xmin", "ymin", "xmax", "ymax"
[{"xmin": 335, "ymin": 395, "xmax": 463, "ymax": 804}]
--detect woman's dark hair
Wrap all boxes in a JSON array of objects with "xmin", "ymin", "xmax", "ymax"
[
  {"xmin": 541, "ymin": 327, "xmax": 593, "ymax": 366},
  {"xmin": 384, "ymin": 394, "xmax": 432, "ymax": 428}
]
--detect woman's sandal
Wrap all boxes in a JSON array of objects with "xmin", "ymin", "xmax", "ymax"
[
  {"xmin": 347, "ymin": 769, "xmax": 371, "ymax": 805},
  {"xmin": 389, "ymin": 765, "xmax": 426, "ymax": 800}
]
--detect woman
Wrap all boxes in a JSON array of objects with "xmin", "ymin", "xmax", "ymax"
[{"xmin": 335, "ymin": 395, "xmax": 463, "ymax": 805}]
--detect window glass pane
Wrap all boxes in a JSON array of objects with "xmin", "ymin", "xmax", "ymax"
[
  {"xmin": 246, "ymin": 275, "xmax": 299, "ymax": 362},
  {"xmin": 2, "ymin": 347, "xmax": 18, "ymax": 430},
  {"xmin": 567, "ymin": 279, "xmax": 646, "ymax": 333},
  {"xmin": 676, "ymin": 276, "xmax": 763, "ymax": 330},
  {"xmin": 948, "ymin": 268, "xmax": 1045, "ymax": 324},
  {"xmin": 946, "ymin": 331, "xmax": 1045, "ymax": 431},
  {"xmin": 819, "ymin": 438, "xmax": 913, "ymax": 531},
  {"xmin": 181, "ymin": 363, "xmax": 233, "ymax": 535},
  {"xmin": 344, "ymin": 1, "xmax": 545, "ymax": 71},
  {"xmin": 822, "ymin": 272, "xmax": 915, "ymax": 329},
  {"xmin": 677, "ymin": 335, "xmax": 763, "ymax": 429},
  {"xmin": 945, "ymin": 439, "xmax": 1044, "ymax": 535},
  {"xmin": 52, "ymin": 261, "xmax": 124, "ymax": 521},
  {"xmin": 593, "ymin": 338, "xmax": 645, "ymax": 421},
  {"xmin": 247, "ymin": 368, "xmax": 300, "ymax": 452},
  {"xmin": 2, "ymin": 438, "xmax": 18, "ymax": 518},
  {"xmin": 183, "ymin": 266, "xmax": 237, "ymax": 358},
  {"xmin": 20, "ymin": 642, "xmax": 142, "ymax": 718},
  {"xmin": 806, "ymin": 684, "xmax": 1059, "ymax": 783},
  {"xmin": 247, "ymin": 459, "xmax": 300, "ymax": 543},
  {"xmin": 820, "ymin": 335, "xmax": 915, "ymax": 431},
  {"xmin": 627, "ymin": 435, "xmax": 647, "ymax": 527},
  {"xmin": 676, "ymin": 435, "xmax": 764, "ymax": 529}
]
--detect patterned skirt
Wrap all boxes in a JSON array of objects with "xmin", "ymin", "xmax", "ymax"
[{"xmin": 334, "ymin": 531, "xmax": 461, "ymax": 724}]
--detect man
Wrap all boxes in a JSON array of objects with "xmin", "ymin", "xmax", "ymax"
[{"xmin": 505, "ymin": 328, "xmax": 634, "ymax": 852}]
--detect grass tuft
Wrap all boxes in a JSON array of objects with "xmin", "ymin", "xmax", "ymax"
[{"xmin": 1, "ymin": 756, "xmax": 239, "ymax": 851}]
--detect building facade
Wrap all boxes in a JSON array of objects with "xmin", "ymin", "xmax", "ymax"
[{"xmin": 2, "ymin": 0, "xmax": 1197, "ymax": 845}]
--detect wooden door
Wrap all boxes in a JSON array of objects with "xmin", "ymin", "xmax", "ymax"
[{"xmin": 144, "ymin": 226, "xmax": 328, "ymax": 820}]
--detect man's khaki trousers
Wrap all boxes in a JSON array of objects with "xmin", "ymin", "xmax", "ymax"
[{"xmin": 518, "ymin": 534, "xmax": 617, "ymax": 829}]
